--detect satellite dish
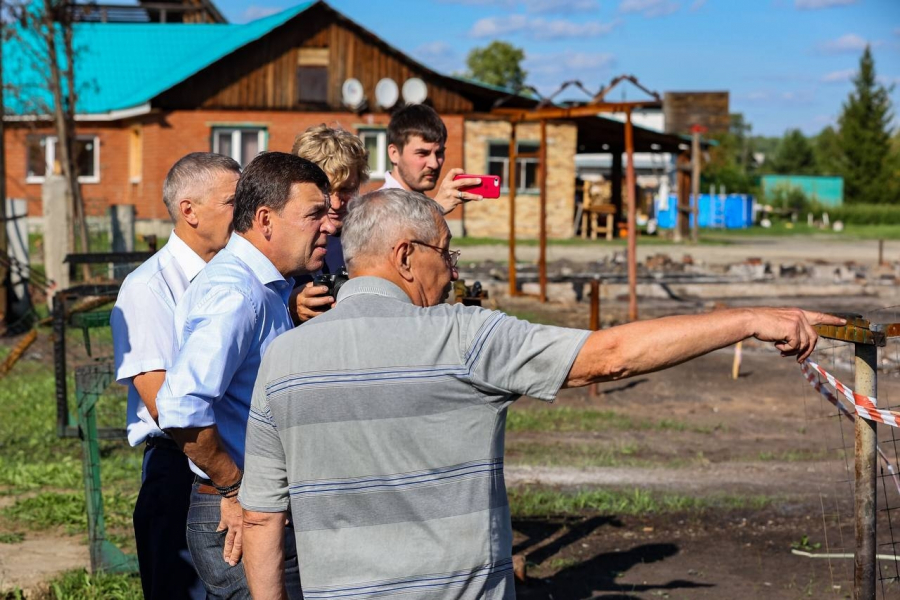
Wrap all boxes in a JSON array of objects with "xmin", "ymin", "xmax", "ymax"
[
  {"xmin": 341, "ymin": 78, "xmax": 365, "ymax": 110},
  {"xmin": 375, "ymin": 78, "xmax": 399, "ymax": 109},
  {"xmin": 402, "ymin": 78, "xmax": 428, "ymax": 105}
]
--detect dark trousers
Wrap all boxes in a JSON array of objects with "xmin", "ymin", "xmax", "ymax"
[
  {"xmin": 134, "ymin": 438, "xmax": 206, "ymax": 600},
  {"xmin": 186, "ymin": 481, "xmax": 303, "ymax": 599}
]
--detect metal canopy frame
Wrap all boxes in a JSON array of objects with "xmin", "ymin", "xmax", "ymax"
[{"xmin": 490, "ymin": 75, "xmax": 667, "ymax": 321}]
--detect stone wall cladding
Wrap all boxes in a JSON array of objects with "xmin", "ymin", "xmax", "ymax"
[{"xmin": 462, "ymin": 120, "xmax": 576, "ymax": 239}]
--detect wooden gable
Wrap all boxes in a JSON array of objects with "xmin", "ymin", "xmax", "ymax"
[{"xmin": 153, "ymin": 3, "xmax": 477, "ymax": 114}]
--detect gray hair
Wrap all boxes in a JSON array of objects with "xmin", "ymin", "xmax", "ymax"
[
  {"xmin": 342, "ymin": 189, "xmax": 445, "ymax": 267},
  {"xmin": 162, "ymin": 153, "xmax": 241, "ymax": 221}
]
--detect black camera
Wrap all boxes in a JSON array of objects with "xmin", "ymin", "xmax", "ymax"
[{"xmin": 313, "ymin": 267, "xmax": 349, "ymax": 300}]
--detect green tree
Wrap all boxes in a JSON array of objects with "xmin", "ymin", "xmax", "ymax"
[
  {"xmin": 813, "ymin": 126, "xmax": 844, "ymax": 176},
  {"xmin": 838, "ymin": 46, "xmax": 895, "ymax": 203},
  {"xmin": 702, "ymin": 113, "xmax": 757, "ymax": 193},
  {"xmin": 768, "ymin": 129, "xmax": 816, "ymax": 174},
  {"xmin": 465, "ymin": 41, "xmax": 527, "ymax": 90}
]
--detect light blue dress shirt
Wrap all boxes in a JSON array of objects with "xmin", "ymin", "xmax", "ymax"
[
  {"xmin": 111, "ymin": 231, "xmax": 205, "ymax": 447},
  {"xmin": 156, "ymin": 234, "xmax": 294, "ymax": 476}
]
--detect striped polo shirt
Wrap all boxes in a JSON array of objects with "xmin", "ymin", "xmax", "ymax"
[{"xmin": 240, "ymin": 276, "xmax": 589, "ymax": 599}]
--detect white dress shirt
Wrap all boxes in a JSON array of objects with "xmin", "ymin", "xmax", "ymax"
[{"xmin": 111, "ymin": 232, "xmax": 206, "ymax": 447}]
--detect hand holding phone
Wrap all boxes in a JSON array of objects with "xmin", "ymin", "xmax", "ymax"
[{"xmin": 453, "ymin": 174, "xmax": 501, "ymax": 199}]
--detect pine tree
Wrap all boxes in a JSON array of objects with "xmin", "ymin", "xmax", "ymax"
[
  {"xmin": 769, "ymin": 129, "xmax": 816, "ymax": 174},
  {"xmin": 838, "ymin": 46, "xmax": 895, "ymax": 204}
]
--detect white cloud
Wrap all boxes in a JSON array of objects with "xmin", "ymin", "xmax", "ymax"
[
  {"xmin": 690, "ymin": 0, "xmax": 707, "ymax": 11},
  {"xmin": 238, "ymin": 5, "xmax": 281, "ymax": 22},
  {"xmin": 525, "ymin": 0, "xmax": 600, "ymax": 12},
  {"xmin": 526, "ymin": 51, "xmax": 616, "ymax": 74},
  {"xmin": 821, "ymin": 69, "xmax": 855, "ymax": 83},
  {"xmin": 818, "ymin": 33, "xmax": 878, "ymax": 54},
  {"xmin": 619, "ymin": 0, "xmax": 681, "ymax": 17},
  {"xmin": 739, "ymin": 90, "xmax": 814, "ymax": 105},
  {"xmin": 524, "ymin": 51, "xmax": 616, "ymax": 94},
  {"xmin": 413, "ymin": 42, "xmax": 464, "ymax": 74},
  {"xmin": 795, "ymin": 0, "xmax": 859, "ymax": 9},
  {"xmin": 441, "ymin": 0, "xmax": 599, "ymax": 12},
  {"xmin": 470, "ymin": 15, "xmax": 619, "ymax": 39}
]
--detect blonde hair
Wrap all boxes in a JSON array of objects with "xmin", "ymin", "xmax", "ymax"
[{"xmin": 291, "ymin": 124, "xmax": 370, "ymax": 190}]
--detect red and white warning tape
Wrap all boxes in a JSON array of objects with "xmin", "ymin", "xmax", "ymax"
[
  {"xmin": 803, "ymin": 360, "xmax": 899, "ymax": 428},
  {"xmin": 800, "ymin": 360, "xmax": 900, "ymax": 494}
]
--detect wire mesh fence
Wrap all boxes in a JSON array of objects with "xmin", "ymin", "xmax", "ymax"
[{"xmin": 801, "ymin": 311, "xmax": 900, "ymax": 599}]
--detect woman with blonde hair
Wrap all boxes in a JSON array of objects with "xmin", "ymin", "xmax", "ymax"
[{"xmin": 290, "ymin": 124, "xmax": 369, "ymax": 322}]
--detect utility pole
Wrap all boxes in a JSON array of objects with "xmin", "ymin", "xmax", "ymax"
[{"xmin": 690, "ymin": 125, "xmax": 705, "ymax": 244}]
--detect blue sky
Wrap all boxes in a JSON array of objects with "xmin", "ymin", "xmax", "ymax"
[{"xmin": 216, "ymin": 0, "xmax": 899, "ymax": 137}]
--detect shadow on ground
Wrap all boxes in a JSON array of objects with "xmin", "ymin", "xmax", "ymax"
[{"xmin": 514, "ymin": 517, "xmax": 714, "ymax": 599}]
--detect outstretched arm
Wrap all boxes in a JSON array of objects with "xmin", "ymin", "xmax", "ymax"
[{"xmin": 565, "ymin": 308, "xmax": 845, "ymax": 388}]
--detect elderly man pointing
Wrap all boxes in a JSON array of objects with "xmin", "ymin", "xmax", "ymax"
[{"xmin": 240, "ymin": 189, "xmax": 844, "ymax": 600}]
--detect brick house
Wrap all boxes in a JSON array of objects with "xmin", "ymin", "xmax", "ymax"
[
  {"xmin": 5, "ymin": 0, "xmax": 537, "ymax": 238},
  {"xmin": 6, "ymin": 0, "xmax": 692, "ymax": 240}
]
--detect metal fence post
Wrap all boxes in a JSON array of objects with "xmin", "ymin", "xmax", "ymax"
[{"xmin": 854, "ymin": 342, "xmax": 877, "ymax": 600}]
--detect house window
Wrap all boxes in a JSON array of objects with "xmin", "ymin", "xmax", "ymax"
[
  {"xmin": 297, "ymin": 48, "xmax": 330, "ymax": 105},
  {"xmin": 212, "ymin": 127, "xmax": 267, "ymax": 168},
  {"xmin": 487, "ymin": 141, "xmax": 540, "ymax": 193},
  {"xmin": 26, "ymin": 135, "xmax": 100, "ymax": 184},
  {"xmin": 297, "ymin": 67, "xmax": 329, "ymax": 104},
  {"xmin": 359, "ymin": 129, "xmax": 390, "ymax": 179}
]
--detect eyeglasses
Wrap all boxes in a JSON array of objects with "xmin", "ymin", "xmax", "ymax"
[{"xmin": 411, "ymin": 240, "xmax": 461, "ymax": 269}]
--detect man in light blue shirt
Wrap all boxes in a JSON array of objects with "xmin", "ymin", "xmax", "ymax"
[
  {"xmin": 156, "ymin": 152, "xmax": 334, "ymax": 599},
  {"xmin": 111, "ymin": 152, "xmax": 240, "ymax": 600}
]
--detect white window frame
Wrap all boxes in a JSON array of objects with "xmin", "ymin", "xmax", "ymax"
[
  {"xmin": 359, "ymin": 129, "xmax": 389, "ymax": 180},
  {"xmin": 26, "ymin": 135, "xmax": 101, "ymax": 185},
  {"xmin": 211, "ymin": 127, "xmax": 268, "ymax": 167},
  {"xmin": 488, "ymin": 141, "xmax": 540, "ymax": 194}
]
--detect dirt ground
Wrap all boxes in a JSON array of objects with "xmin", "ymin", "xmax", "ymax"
[
  {"xmin": 461, "ymin": 236, "xmax": 900, "ymax": 268},
  {"xmin": 500, "ymin": 293, "xmax": 900, "ymax": 599},
  {"xmin": 3, "ymin": 237, "xmax": 900, "ymax": 598}
]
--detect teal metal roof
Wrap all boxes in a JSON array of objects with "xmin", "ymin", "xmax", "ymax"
[{"xmin": 4, "ymin": 2, "xmax": 315, "ymax": 115}]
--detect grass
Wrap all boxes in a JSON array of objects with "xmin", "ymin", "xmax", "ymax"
[
  {"xmin": 0, "ymin": 569, "xmax": 143, "ymax": 599},
  {"xmin": 0, "ymin": 532, "xmax": 24, "ymax": 544},
  {"xmin": 509, "ymin": 486, "xmax": 775, "ymax": 518},
  {"xmin": 702, "ymin": 221, "xmax": 900, "ymax": 240},
  {"xmin": 506, "ymin": 406, "xmax": 707, "ymax": 434},
  {"xmin": 2, "ymin": 491, "xmax": 136, "ymax": 534},
  {"xmin": 756, "ymin": 449, "xmax": 835, "ymax": 462},
  {"xmin": 454, "ymin": 235, "xmax": 724, "ymax": 247},
  {"xmin": 0, "ymin": 357, "xmax": 141, "ymax": 542},
  {"xmin": 506, "ymin": 441, "xmax": 645, "ymax": 469}
]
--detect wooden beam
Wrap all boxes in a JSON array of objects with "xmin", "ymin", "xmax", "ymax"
[
  {"xmin": 492, "ymin": 101, "xmax": 663, "ymax": 121},
  {"xmin": 508, "ymin": 120, "xmax": 518, "ymax": 297},
  {"xmin": 538, "ymin": 119, "xmax": 547, "ymax": 304},
  {"xmin": 625, "ymin": 109, "xmax": 638, "ymax": 322}
]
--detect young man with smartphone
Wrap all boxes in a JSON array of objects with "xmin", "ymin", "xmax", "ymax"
[{"xmin": 380, "ymin": 104, "xmax": 488, "ymax": 214}]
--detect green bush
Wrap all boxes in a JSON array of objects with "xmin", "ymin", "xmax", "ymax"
[{"xmin": 824, "ymin": 203, "xmax": 900, "ymax": 225}]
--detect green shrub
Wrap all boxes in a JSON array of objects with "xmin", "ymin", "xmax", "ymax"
[{"xmin": 824, "ymin": 203, "xmax": 900, "ymax": 225}]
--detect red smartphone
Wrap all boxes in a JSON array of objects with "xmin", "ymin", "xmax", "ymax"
[{"xmin": 453, "ymin": 174, "xmax": 501, "ymax": 199}]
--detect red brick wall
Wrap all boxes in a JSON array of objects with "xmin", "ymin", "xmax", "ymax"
[
  {"xmin": 6, "ymin": 110, "xmax": 467, "ymax": 222},
  {"xmin": 6, "ymin": 122, "xmax": 134, "ymax": 219}
]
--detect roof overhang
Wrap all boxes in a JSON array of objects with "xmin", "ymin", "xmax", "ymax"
[{"xmin": 3, "ymin": 103, "xmax": 152, "ymax": 123}]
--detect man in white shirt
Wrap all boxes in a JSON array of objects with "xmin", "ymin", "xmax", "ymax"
[
  {"xmin": 381, "ymin": 104, "xmax": 482, "ymax": 214},
  {"xmin": 111, "ymin": 152, "xmax": 240, "ymax": 600}
]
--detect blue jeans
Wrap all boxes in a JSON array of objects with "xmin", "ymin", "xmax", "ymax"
[
  {"xmin": 134, "ymin": 438, "xmax": 206, "ymax": 600},
  {"xmin": 186, "ymin": 481, "xmax": 303, "ymax": 599}
]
